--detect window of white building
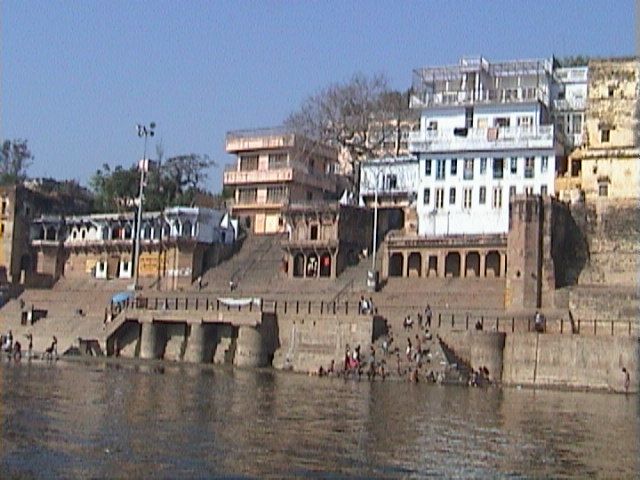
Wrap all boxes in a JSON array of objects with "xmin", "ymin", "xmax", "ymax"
[
  {"xmin": 435, "ymin": 188, "xmax": 444, "ymax": 209},
  {"xmin": 541, "ymin": 156, "xmax": 548, "ymax": 172},
  {"xmin": 525, "ymin": 157, "xmax": 535, "ymax": 178},
  {"xmin": 479, "ymin": 187, "xmax": 486, "ymax": 205},
  {"xmin": 492, "ymin": 187, "xmax": 502, "ymax": 209},
  {"xmin": 463, "ymin": 159, "xmax": 474, "ymax": 180},
  {"xmin": 601, "ymin": 129, "xmax": 610, "ymax": 143},
  {"xmin": 463, "ymin": 188, "xmax": 472, "ymax": 209},
  {"xmin": 540, "ymin": 185, "xmax": 548, "ymax": 196},
  {"xmin": 493, "ymin": 158, "xmax": 504, "ymax": 179},
  {"xmin": 509, "ymin": 186, "xmax": 516, "ymax": 199},
  {"xmin": 480, "ymin": 158, "xmax": 487, "ymax": 174},
  {"xmin": 510, "ymin": 157, "xmax": 518, "ymax": 174},
  {"xmin": 450, "ymin": 159, "xmax": 458, "ymax": 176},
  {"xmin": 425, "ymin": 160, "xmax": 432, "ymax": 176},
  {"xmin": 525, "ymin": 186, "xmax": 533, "ymax": 195},
  {"xmin": 449, "ymin": 187, "xmax": 456, "ymax": 205},
  {"xmin": 423, "ymin": 188, "xmax": 430, "ymax": 205},
  {"xmin": 384, "ymin": 174, "xmax": 397, "ymax": 190},
  {"xmin": 436, "ymin": 160, "xmax": 446, "ymax": 180}
]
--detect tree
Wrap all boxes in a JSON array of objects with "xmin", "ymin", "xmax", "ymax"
[
  {"xmin": 0, "ymin": 139, "xmax": 33, "ymax": 185},
  {"xmin": 89, "ymin": 164, "xmax": 140, "ymax": 212},
  {"xmin": 285, "ymin": 73, "xmax": 413, "ymax": 191},
  {"xmin": 90, "ymin": 153, "xmax": 217, "ymax": 213}
]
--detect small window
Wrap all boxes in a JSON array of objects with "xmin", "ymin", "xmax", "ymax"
[
  {"xmin": 525, "ymin": 186, "xmax": 534, "ymax": 196},
  {"xmin": 423, "ymin": 188, "xmax": 430, "ymax": 205},
  {"xmin": 541, "ymin": 156, "xmax": 549, "ymax": 172},
  {"xmin": 310, "ymin": 224, "xmax": 319, "ymax": 240},
  {"xmin": 540, "ymin": 185, "xmax": 548, "ymax": 196},
  {"xmin": 608, "ymin": 86, "xmax": 615, "ymax": 98},
  {"xmin": 524, "ymin": 157, "xmax": 535, "ymax": 179},
  {"xmin": 492, "ymin": 187, "xmax": 502, "ymax": 209},
  {"xmin": 509, "ymin": 186, "xmax": 516, "ymax": 198},
  {"xmin": 436, "ymin": 160, "xmax": 446, "ymax": 180},
  {"xmin": 493, "ymin": 158, "xmax": 504, "ymax": 179},
  {"xmin": 427, "ymin": 121, "xmax": 438, "ymax": 131},
  {"xmin": 435, "ymin": 188, "xmax": 444, "ymax": 209},
  {"xmin": 463, "ymin": 159, "xmax": 474, "ymax": 180},
  {"xmin": 1, "ymin": 201, "xmax": 6, "ymax": 215},
  {"xmin": 450, "ymin": 159, "xmax": 458, "ymax": 176},
  {"xmin": 306, "ymin": 191, "xmax": 313, "ymax": 201},
  {"xmin": 449, "ymin": 187, "xmax": 456, "ymax": 205},
  {"xmin": 479, "ymin": 187, "xmax": 486, "ymax": 205},
  {"xmin": 601, "ymin": 129, "xmax": 610, "ymax": 143},
  {"xmin": 425, "ymin": 159, "xmax": 432, "ymax": 176},
  {"xmin": 510, "ymin": 157, "xmax": 518, "ymax": 174},
  {"xmin": 463, "ymin": 188, "xmax": 472, "ymax": 209},
  {"xmin": 598, "ymin": 183, "xmax": 608, "ymax": 197},
  {"xmin": 480, "ymin": 158, "xmax": 487, "ymax": 174}
]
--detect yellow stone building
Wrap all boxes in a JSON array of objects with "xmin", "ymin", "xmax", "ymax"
[{"xmin": 570, "ymin": 57, "xmax": 640, "ymax": 201}]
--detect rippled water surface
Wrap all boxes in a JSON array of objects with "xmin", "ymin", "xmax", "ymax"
[{"xmin": 0, "ymin": 359, "xmax": 638, "ymax": 479}]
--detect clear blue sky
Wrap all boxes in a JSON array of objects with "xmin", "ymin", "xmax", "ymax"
[{"xmin": 1, "ymin": 0, "xmax": 636, "ymax": 192}]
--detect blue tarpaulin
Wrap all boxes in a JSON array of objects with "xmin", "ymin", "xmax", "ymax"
[{"xmin": 111, "ymin": 291, "xmax": 134, "ymax": 304}]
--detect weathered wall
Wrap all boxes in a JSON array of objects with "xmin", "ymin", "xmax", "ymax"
[
  {"xmin": 576, "ymin": 200, "xmax": 640, "ymax": 286},
  {"xmin": 502, "ymin": 333, "xmax": 639, "ymax": 392},
  {"xmin": 569, "ymin": 286, "xmax": 639, "ymax": 324},
  {"xmin": 439, "ymin": 331, "xmax": 506, "ymax": 382},
  {"xmin": 272, "ymin": 313, "xmax": 380, "ymax": 373}
]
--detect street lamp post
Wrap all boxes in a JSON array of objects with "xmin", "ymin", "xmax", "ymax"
[
  {"xmin": 367, "ymin": 167, "xmax": 382, "ymax": 292},
  {"xmin": 131, "ymin": 122, "xmax": 155, "ymax": 290}
]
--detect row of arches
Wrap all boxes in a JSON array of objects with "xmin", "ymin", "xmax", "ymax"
[
  {"xmin": 387, "ymin": 250, "xmax": 505, "ymax": 278},
  {"xmin": 291, "ymin": 252, "xmax": 334, "ymax": 278}
]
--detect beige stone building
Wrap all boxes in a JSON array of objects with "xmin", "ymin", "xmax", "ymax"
[
  {"xmin": 281, "ymin": 202, "xmax": 372, "ymax": 279},
  {"xmin": 224, "ymin": 128, "xmax": 339, "ymax": 234},
  {"xmin": 569, "ymin": 57, "xmax": 640, "ymax": 201}
]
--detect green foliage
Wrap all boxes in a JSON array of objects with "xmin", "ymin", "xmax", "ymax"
[
  {"xmin": 90, "ymin": 153, "xmax": 216, "ymax": 213},
  {"xmin": 0, "ymin": 139, "xmax": 33, "ymax": 185},
  {"xmin": 89, "ymin": 164, "xmax": 139, "ymax": 212}
]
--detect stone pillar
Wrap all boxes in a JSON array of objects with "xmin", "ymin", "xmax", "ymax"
[
  {"xmin": 331, "ymin": 251, "xmax": 337, "ymax": 278},
  {"xmin": 479, "ymin": 252, "xmax": 486, "ymax": 278},
  {"xmin": 437, "ymin": 251, "xmax": 446, "ymax": 278},
  {"xmin": 500, "ymin": 253, "xmax": 507, "ymax": 277},
  {"xmin": 183, "ymin": 323, "xmax": 206, "ymax": 363},
  {"xmin": 402, "ymin": 252, "xmax": 408, "ymax": 278},
  {"xmin": 234, "ymin": 326, "xmax": 267, "ymax": 367},
  {"xmin": 139, "ymin": 322, "xmax": 159, "ymax": 359},
  {"xmin": 460, "ymin": 250, "xmax": 467, "ymax": 278}
]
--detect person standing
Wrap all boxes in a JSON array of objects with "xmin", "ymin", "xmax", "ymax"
[{"xmin": 622, "ymin": 367, "xmax": 631, "ymax": 393}]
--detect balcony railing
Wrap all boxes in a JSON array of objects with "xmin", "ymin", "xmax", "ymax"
[
  {"xmin": 409, "ymin": 125, "xmax": 556, "ymax": 153},
  {"xmin": 553, "ymin": 97, "xmax": 586, "ymax": 111},
  {"xmin": 410, "ymin": 86, "xmax": 549, "ymax": 109}
]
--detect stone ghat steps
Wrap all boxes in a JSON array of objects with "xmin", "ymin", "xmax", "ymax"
[{"xmin": 200, "ymin": 233, "xmax": 285, "ymax": 292}]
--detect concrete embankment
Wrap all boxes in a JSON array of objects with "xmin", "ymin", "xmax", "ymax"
[{"xmin": 439, "ymin": 330, "xmax": 639, "ymax": 393}]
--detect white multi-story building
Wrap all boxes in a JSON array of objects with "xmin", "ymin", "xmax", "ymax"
[
  {"xmin": 409, "ymin": 56, "xmax": 563, "ymax": 236},
  {"xmin": 551, "ymin": 65, "xmax": 588, "ymax": 159}
]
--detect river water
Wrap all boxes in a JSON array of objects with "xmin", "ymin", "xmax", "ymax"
[{"xmin": 0, "ymin": 359, "xmax": 638, "ymax": 479}]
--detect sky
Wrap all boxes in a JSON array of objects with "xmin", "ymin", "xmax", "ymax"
[{"xmin": 1, "ymin": 0, "xmax": 636, "ymax": 193}]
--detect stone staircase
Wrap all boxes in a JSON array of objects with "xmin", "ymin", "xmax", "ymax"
[{"xmin": 0, "ymin": 277, "xmax": 127, "ymax": 354}]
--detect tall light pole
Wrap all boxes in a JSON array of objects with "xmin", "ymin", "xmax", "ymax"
[
  {"xmin": 368, "ymin": 167, "xmax": 382, "ymax": 291},
  {"xmin": 132, "ymin": 122, "xmax": 155, "ymax": 290}
]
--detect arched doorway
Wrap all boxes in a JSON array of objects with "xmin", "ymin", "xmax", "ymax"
[
  {"xmin": 485, "ymin": 251, "xmax": 501, "ymax": 277},
  {"xmin": 389, "ymin": 253, "xmax": 403, "ymax": 277},
  {"xmin": 465, "ymin": 252, "xmax": 480, "ymax": 277},
  {"xmin": 407, "ymin": 252, "xmax": 422, "ymax": 277},
  {"xmin": 293, "ymin": 253, "xmax": 305, "ymax": 277},
  {"xmin": 445, "ymin": 252, "xmax": 461, "ymax": 277},
  {"xmin": 319, "ymin": 253, "xmax": 332, "ymax": 277}
]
